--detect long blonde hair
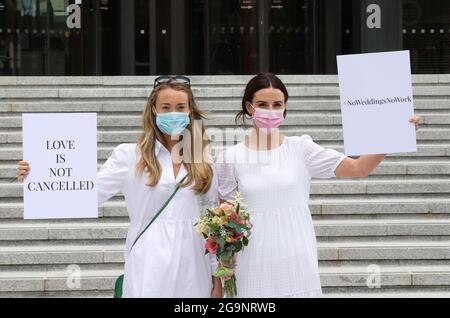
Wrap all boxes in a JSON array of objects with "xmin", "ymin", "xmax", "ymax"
[{"xmin": 136, "ymin": 81, "xmax": 213, "ymax": 194}]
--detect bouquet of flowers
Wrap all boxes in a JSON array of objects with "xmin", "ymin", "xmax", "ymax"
[{"xmin": 195, "ymin": 193, "xmax": 252, "ymax": 297}]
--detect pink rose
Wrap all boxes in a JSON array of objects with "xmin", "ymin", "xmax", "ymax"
[
  {"xmin": 230, "ymin": 212, "xmax": 245, "ymax": 225},
  {"xmin": 205, "ymin": 238, "xmax": 220, "ymax": 254},
  {"xmin": 219, "ymin": 202, "xmax": 234, "ymax": 211}
]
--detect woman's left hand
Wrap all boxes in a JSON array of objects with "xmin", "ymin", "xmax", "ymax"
[
  {"xmin": 410, "ymin": 115, "xmax": 421, "ymax": 130},
  {"xmin": 211, "ymin": 277, "xmax": 224, "ymax": 298},
  {"xmin": 211, "ymin": 287, "xmax": 224, "ymax": 298}
]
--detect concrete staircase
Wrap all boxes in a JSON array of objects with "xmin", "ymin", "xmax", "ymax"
[{"xmin": 0, "ymin": 75, "xmax": 450, "ymax": 298}]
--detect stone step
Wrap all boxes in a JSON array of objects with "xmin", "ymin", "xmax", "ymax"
[
  {"xmin": 0, "ymin": 198, "xmax": 449, "ymax": 220},
  {"xmin": 0, "ymin": 290, "xmax": 114, "ymax": 298},
  {"xmin": 323, "ymin": 288, "xmax": 450, "ymax": 298},
  {"xmin": 3, "ymin": 99, "xmax": 450, "ymax": 113},
  {"xmin": 1, "ymin": 74, "xmax": 449, "ymax": 86},
  {"xmin": 0, "ymin": 222, "xmax": 128, "ymax": 241},
  {"xmin": 1, "ymin": 112, "xmax": 449, "ymax": 129},
  {"xmin": 324, "ymin": 290, "xmax": 450, "ymax": 297},
  {"xmin": 2, "ymin": 286, "xmax": 450, "ymax": 298},
  {"xmin": 2, "ymin": 84, "xmax": 450, "ymax": 99},
  {"xmin": 0, "ymin": 124, "xmax": 450, "ymax": 143},
  {"xmin": 1, "ymin": 241, "xmax": 450, "ymax": 266},
  {"xmin": 314, "ymin": 198, "xmax": 450, "ymax": 217},
  {"xmin": 3, "ymin": 161, "xmax": 450, "ymax": 180},
  {"xmin": 1, "ymin": 141, "xmax": 449, "ymax": 161},
  {"xmin": 2, "ymin": 257, "xmax": 449, "ymax": 274},
  {"xmin": 0, "ymin": 145, "xmax": 449, "ymax": 162},
  {"xmin": 0, "ymin": 245, "xmax": 123, "ymax": 266},
  {"xmin": 3, "ymin": 178, "xmax": 450, "ymax": 198},
  {"xmin": 1, "ymin": 219, "xmax": 450, "ymax": 242},
  {"xmin": 1, "ymin": 264, "xmax": 450, "ymax": 293},
  {"xmin": 314, "ymin": 219, "xmax": 450, "ymax": 237},
  {"xmin": 0, "ymin": 269, "xmax": 121, "ymax": 293},
  {"xmin": 0, "ymin": 263, "xmax": 121, "ymax": 274},
  {"xmin": 2, "ymin": 74, "xmax": 450, "ymax": 84},
  {"xmin": 0, "ymin": 105, "xmax": 444, "ymax": 129},
  {"xmin": 320, "ymin": 265, "xmax": 450, "ymax": 288},
  {"xmin": 0, "ymin": 129, "xmax": 358, "ymax": 143},
  {"xmin": 318, "ymin": 241, "xmax": 450, "ymax": 261}
]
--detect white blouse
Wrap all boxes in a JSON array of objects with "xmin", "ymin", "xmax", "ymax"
[
  {"xmin": 215, "ymin": 135, "xmax": 347, "ymax": 297},
  {"xmin": 97, "ymin": 140, "xmax": 218, "ymax": 298}
]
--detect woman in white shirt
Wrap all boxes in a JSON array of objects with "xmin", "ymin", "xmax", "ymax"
[
  {"xmin": 215, "ymin": 73, "xmax": 420, "ymax": 298},
  {"xmin": 18, "ymin": 76, "xmax": 222, "ymax": 298}
]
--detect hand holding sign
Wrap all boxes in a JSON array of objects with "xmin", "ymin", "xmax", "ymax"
[{"xmin": 22, "ymin": 113, "xmax": 98, "ymax": 219}]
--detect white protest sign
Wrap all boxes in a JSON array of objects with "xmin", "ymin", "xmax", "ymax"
[
  {"xmin": 337, "ymin": 50, "xmax": 417, "ymax": 156},
  {"xmin": 22, "ymin": 113, "xmax": 98, "ymax": 219}
]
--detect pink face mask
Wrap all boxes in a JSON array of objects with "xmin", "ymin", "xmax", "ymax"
[{"xmin": 250, "ymin": 105, "xmax": 285, "ymax": 129}]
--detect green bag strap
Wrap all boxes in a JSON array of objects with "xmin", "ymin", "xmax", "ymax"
[
  {"xmin": 114, "ymin": 274, "xmax": 124, "ymax": 298},
  {"xmin": 131, "ymin": 174, "xmax": 188, "ymax": 250}
]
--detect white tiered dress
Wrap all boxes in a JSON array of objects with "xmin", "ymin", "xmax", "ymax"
[
  {"xmin": 215, "ymin": 135, "xmax": 347, "ymax": 298},
  {"xmin": 97, "ymin": 140, "xmax": 218, "ymax": 298}
]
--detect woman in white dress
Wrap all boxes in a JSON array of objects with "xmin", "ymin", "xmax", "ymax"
[
  {"xmin": 18, "ymin": 76, "xmax": 223, "ymax": 298},
  {"xmin": 215, "ymin": 73, "xmax": 420, "ymax": 298}
]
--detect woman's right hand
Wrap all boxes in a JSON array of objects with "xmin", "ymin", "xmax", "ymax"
[{"xmin": 17, "ymin": 160, "xmax": 30, "ymax": 182}]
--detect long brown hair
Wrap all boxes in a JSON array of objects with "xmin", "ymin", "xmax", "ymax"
[{"xmin": 136, "ymin": 81, "xmax": 213, "ymax": 194}]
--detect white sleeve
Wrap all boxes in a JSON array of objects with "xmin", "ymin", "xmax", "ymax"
[
  {"xmin": 207, "ymin": 167, "xmax": 220, "ymax": 274},
  {"xmin": 300, "ymin": 135, "xmax": 347, "ymax": 179},
  {"xmin": 97, "ymin": 144, "xmax": 130, "ymax": 205},
  {"xmin": 214, "ymin": 150, "xmax": 238, "ymax": 201},
  {"xmin": 197, "ymin": 165, "xmax": 220, "ymax": 274}
]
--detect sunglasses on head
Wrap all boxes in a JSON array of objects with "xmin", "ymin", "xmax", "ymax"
[{"xmin": 154, "ymin": 75, "xmax": 191, "ymax": 88}]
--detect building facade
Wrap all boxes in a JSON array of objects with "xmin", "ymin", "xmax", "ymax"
[{"xmin": 1, "ymin": 0, "xmax": 449, "ymax": 76}]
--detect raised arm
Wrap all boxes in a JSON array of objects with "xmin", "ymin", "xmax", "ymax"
[
  {"xmin": 334, "ymin": 154, "xmax": 386, "ymax": 179},
  {"xmin": 97, "ymin": 144, "xmax": 130, "ymax": 205}
]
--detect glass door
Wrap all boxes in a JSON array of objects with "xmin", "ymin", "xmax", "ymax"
[
  {"xmin": 0, "ymin": 0, "xmax": 122, "ymax": 76},
  {"xmin": 268, "ymin": 0, "xmax": 318, "ymax": 74},
  {"xmin": 0, "ymin": 0, "xmax": 84, "ymax": 75},
  {"xmin": 188, "ymin": 0, "xmax": 320, "ymax": 75},
  {"xmin": 206, "ymin": 0, "xmax": 260, "ymax": 75},
  {"xmin": 403, "ymin": 0, "xmax": 450, "ymax": 73}
]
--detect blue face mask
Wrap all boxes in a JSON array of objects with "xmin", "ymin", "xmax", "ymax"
[{"xmin": 155, "ymin": 111, "xmax": 190, "ymax": 136}]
